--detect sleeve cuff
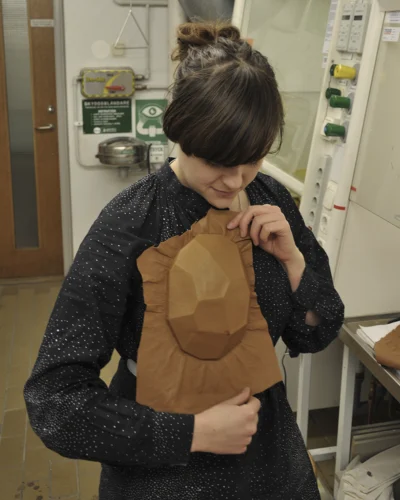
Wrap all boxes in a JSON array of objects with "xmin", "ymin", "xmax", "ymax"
[
  {"xmin": 152, "ymin": 412, "xmax": 194, "ymax": 466},
  {"xmin": 292, "ymin": 265, "xmax": 320, "ymax": 310}
]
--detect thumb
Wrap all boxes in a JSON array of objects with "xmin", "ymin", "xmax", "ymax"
[
  {"xmin": 224, "ymin": 388, "xmax": 251, "ymax": 406},
  {"xmin": 227, "ymin": 212, "xmax": 244, "ymax": 229}
]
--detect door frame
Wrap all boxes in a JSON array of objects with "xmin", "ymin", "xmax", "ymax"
[{"xmin": 54, "ymin": 0, "xmax": 73, "ymax": 274}]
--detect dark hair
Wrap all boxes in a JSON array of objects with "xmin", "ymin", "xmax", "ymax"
[{"xmin": 163, "ymin": 21, "xmax": 285, "ymax": 167}]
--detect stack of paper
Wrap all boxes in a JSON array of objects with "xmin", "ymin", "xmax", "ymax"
[
  {"xmin": 357, "ymin": 320, "xmax": 400, "ymax": 377},
  {"xmin": 357, "ymin": 320, "xmax": 400, "ymax": 348}
]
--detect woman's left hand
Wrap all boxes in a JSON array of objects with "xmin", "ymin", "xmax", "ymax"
[
  {"xmin": 227, "ymin": 205, "xmax": 302, "ymax": 265},
  {"xmin": 228, "ymin": 205, "xmax": 320, "ymax": 324}
]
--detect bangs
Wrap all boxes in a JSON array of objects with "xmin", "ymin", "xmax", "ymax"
[{"xmin": 163, "ymin": 62, "xmax": 284, "ymax": 167}]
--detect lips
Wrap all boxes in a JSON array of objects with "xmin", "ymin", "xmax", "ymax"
[{"xmin": 212, "ymin": 188, "xmax": 237, "ymax": 198}]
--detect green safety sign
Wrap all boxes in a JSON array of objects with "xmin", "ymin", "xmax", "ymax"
[
  {"xmin": 135, "ymin": 99, "xmax": 168, "ymax": 145},
  {"xmin": 82, "ymin": 99, "xmax": 132, "ymax": 134}
]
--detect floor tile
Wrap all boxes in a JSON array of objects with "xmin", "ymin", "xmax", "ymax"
[
  {"xmin": 7, "ymin": 363, "xmax": 31, "ymax": 391},
  {"xmin": 24, "ymin": 447, "xmax": 51, "ymax": 480},
  {"xmin": 0, "ymin": 286, "xmax": 19, "ymax": 295},
  {"xmin": 0, "ymin": 333, "xmax": 13, "ymax": 354},
  {"xmin": 2, "ymin": 409, "xmax": 27, "ymax": 437},
  {"xmin": 26, "ymin": 423, "xmax": 45, "ymax": 451},
  {"xmin": 10, "ymin": 345, "xmax": 32, "ymax": 373},
  {"xmin": 0, "ymin": 291, "xmax": 17, "ymax": 397},
  {"xmin": 0, "ymin": 370, "xmax": 8, "ymax": 401},
  {"xmin": 0, "ymin": 435, "xmax": 25, "ymax": 469},
  {"xmin": 50, "ymin": 458, "xmax": 78, "ymax": 498},
  {"xmin": 0, "ymin": 347, "xmax": 10, "ymax": 370},
  {"xmin": 22, "ymin": 479, "xmax": 50, "ymax": 500},
  {"xmin": 0, "ymin": 468, "xmax": 24, "ymax": 500},
  {"xmin": 78, "ymin": 460, "xmax": 101, "ymax": 500},
  {"xmin": 0, "ymin": 291, "xmax": 17, "ymax": 330},
  {"xmin": 6, "ymin": 385, "xmax": 26, "ymax": 410}
]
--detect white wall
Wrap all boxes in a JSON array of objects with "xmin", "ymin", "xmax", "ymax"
[
  {"xmin": 245, "ymin": 0, "xmax": 330, "ymax": 94},
  {"xmin": 63, "ymin": 0, "xmax": 170, "ymax": 253},
  {"xmin": 244, "ymin": 0, "xmax": 331, "ymax": 177},
  {"xmin": 336, "ymin": 202, "xmax": 400, "ymax": 318}
]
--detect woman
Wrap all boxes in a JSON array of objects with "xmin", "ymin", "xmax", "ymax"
[{"xmin": 25, "ymin": 22, "xmax": 344, "ymax": 499}]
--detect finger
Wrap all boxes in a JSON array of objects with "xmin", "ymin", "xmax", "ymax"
[
  {"xmin": 247, "ymin": 397, "xmax": 261, "ymax": 413},
  {"xmin": 228, "ymin": 206, "xmax": 282, "ymax": 234},
  {"xmin": 266, "ymin": 204, "xmax": 281, "ymax": 213},
  {"xmin": 259, "ymin": 225, "xmax": 271, "ymax": 245},
  {"xmin": 255, "ymin": 211, "xmax": 286, "ymax": 226},
  {"xmin": 249, "ymin": 216, "xmax": 263, "ymax": 246},
  {"xmin": 250, "ymin": 213, "xmax": 286, "ymax": 242},
  {"xmin": 253, "ymin": 205, "xmax": 282, "ymax": 216},
  {"xmin": 227, "ymin": 212, "xmax": 245, "ymax": 230},
  {"xmin": 237, "ymin": 206, "xmax": 271, "ymax": 237},
  {"xmin": 224, "ymin": 387, "xmax": 251, "ymax": 406},
  {"xmin": 259, "ymin": 221, "xmax": 289, "ymax": 243},
  {"xmin": 239, "ymin": 210, "xmax": 257, "ymax": 238},
  {"xmin": 247, "ymin": 424, "xmax": 258, "ymax": 437}
]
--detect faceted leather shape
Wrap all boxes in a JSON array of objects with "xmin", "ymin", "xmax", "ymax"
[
  {"xmin": 168, "ymin": 234, "xmax": 250, "ymax": 360},
  {"xmin": 136, "ymin": 209, "xmax": 283, "ymax": 414}
]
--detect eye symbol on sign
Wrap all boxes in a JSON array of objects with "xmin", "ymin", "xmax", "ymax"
[{"xmin": 141, "ymin": 105, "xmax": 163, "ymax": 118}]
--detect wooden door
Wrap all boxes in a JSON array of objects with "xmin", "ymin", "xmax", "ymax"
[{"xmin": 0, "ymin": 0, "xmax": 63, "ymax": 279}]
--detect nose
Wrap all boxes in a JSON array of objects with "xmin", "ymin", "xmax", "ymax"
[{"xmin": 221, "ymin": 167, "xmax": 243, "ymax": 191}]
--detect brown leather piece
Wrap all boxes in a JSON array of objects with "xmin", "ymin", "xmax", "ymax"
[
  {"xmin": 375, "ymin": 325, "xmax": 400, "ymax": 369},
  {"xmin": 136, "ymin": 209, "xmax": 283, "ymax": 414}
]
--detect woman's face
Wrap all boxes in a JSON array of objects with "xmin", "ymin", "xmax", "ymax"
[{"xmin": 172, "ymin": 151, "xmax": 263, "ymax": 209}]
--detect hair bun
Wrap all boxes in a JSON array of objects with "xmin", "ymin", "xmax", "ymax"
[{"xmin": 174, "ymin": 21, "xmax": 242, "ymax": 61}]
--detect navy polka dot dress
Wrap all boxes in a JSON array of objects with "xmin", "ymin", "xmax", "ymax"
[{"xmin": 24, "ymin": 160, "xmax": 344, "ymax": 499}]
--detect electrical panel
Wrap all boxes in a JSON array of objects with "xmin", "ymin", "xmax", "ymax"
[
  {"xmin": 348, "ymin": 3, "xmax": 371, "ymax": 53},
  {"xmin": 337, "ymin": 3, "xmax": 356, "ymax": 51},
  {"xmin": 301, "ymin": 0, "xmax": 375, "ymax": 250}
]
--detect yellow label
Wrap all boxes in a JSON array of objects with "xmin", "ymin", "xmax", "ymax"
[{"xmin": 86, "ymin": 77, "xmax": 106, "ymax": 83}]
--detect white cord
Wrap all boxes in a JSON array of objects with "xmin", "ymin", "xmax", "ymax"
[{"xmin": 114, "ymin": 1, "xmax": 149, "ymax": 49}]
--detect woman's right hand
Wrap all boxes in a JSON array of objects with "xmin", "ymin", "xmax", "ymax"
[{"xmin": 191, "ymin": 388, "xmax": 261, "ymax": 455}]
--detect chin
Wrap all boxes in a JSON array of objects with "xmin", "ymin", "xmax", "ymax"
[{"xmin": 208, "ymin": 197, "xmax": 232, "ymax": 210}]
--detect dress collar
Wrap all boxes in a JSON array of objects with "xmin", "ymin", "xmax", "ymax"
[{"xmin": 157, "ymin": 158, "xmax": 212, "ymax": 218}]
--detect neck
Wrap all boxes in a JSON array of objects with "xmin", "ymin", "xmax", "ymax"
[
  {"xmin": 170, "ymin": 158, "xmax": 187, "ymax": 187},
  {"xmin": 230, "ymin": 192, "xmax": 241, "ymax": 212}
]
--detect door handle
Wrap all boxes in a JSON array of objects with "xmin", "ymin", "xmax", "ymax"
[{"xmin": 35, "ymin": 124, "xmax": 55, "ymax": 131}]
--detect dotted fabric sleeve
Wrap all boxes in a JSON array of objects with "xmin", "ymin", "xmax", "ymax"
[
  {"xmin": 24, "ymin": 175, "xmax": 195, "ymax": 468},
  {"xmin": 258, "ymin": 178, "xmax": 345, "ymax": 356}
]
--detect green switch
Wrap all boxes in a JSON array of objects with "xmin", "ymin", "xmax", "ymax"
[
  {"xmin": 326, "ymin": 87, "xmax": 342, "ymax": 99},
  {"xmin": 324, "ymin": 123, "xmax": 346, "ymax": 138},
  {"xmin": 329, "ymin": 95, "xmax": 351, "ymax": 109}
]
